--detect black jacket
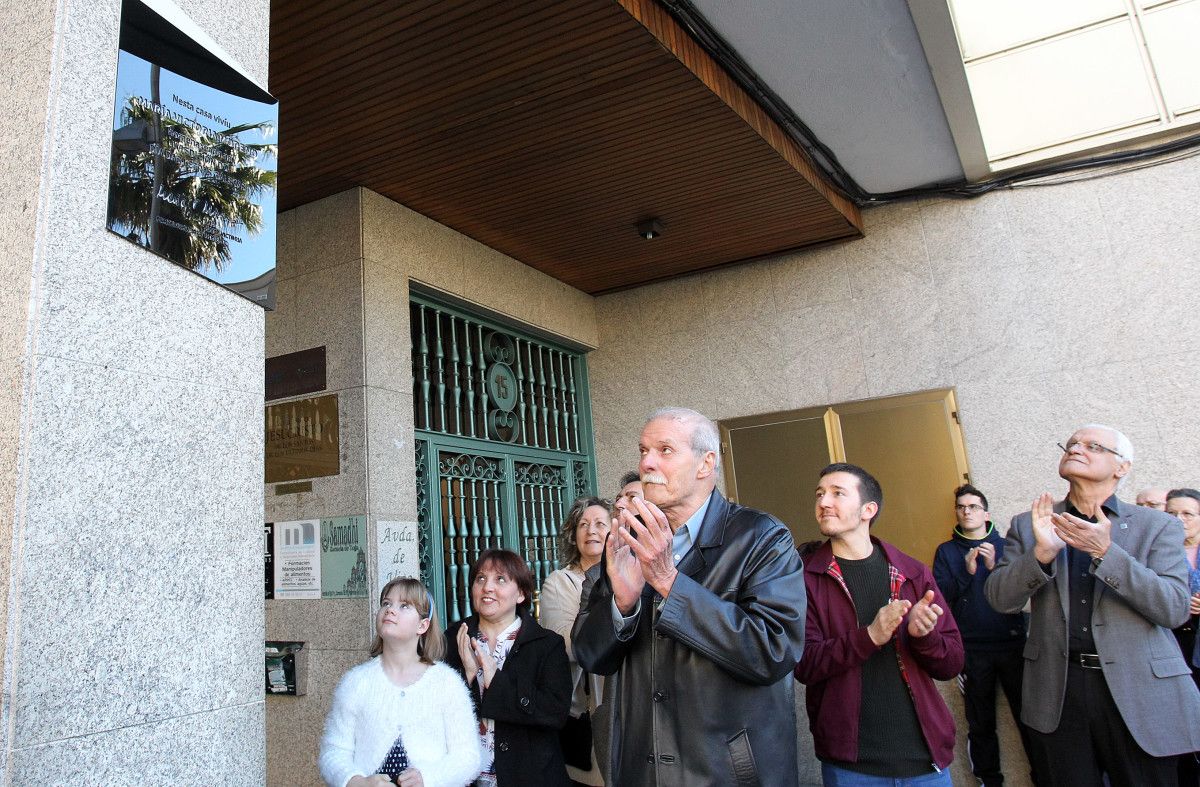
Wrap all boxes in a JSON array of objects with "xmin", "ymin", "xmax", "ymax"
[
  {"xmin": 443, "ymin": 609, "xmax": 572, "ymax": 787},
  {"xmin": 573, "ymin": 490, "xmax": 807, "ymax": 787},
  {"xmin": 932, "ymin": 525, "xmax": 1025, "ymax": 650}
]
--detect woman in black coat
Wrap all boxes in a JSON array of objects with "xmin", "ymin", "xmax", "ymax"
[{"xmin": 443, "ymin": 548, "xmax": 572, "ymax": 786}]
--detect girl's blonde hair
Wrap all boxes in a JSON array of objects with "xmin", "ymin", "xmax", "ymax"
[{"xmin": 370, "ymin": 577, "xmax": 445, "ymax": 663}]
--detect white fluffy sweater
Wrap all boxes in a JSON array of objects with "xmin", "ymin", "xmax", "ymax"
[{"xmin": 319, "ymin": 658, "xmax": 482, "ymax": 787}]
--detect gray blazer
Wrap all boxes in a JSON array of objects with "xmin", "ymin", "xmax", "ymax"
[{"xmin": 985, "ymin": 497, "xmax": 1200, "ymax": 757}]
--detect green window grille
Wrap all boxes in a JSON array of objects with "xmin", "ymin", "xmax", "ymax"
[{"xmin": 411, "ymin": 291, "xmax": 597, "ymax": 622}]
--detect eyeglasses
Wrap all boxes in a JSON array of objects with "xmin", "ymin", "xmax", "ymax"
[
  {"xmin": 955, "ymin": 504, "xmax": 985, "ymax": 513},
  {"xmin": 1057, "ymin": 441, "xmax": 1123, "ymax": 459}
]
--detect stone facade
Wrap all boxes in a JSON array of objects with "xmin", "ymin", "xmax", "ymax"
[
  {"xmin": 266, "ymin": 157, "xmax": 1198, "ymax": 786},
  {"xmin": 14, "ymin": 0, "xmax": 1194, "ymax": 782},
  {"xmin": 265, "ymin": 188, "xmax": 598, "ymax": 785},
  {"xmin": 1, "ymin": 0, "xmax": 269, "ymax": 781}
]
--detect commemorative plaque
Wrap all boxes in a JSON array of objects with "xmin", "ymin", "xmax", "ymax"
[
  {"xmin": 108, "ymin": 0, "xmax": 279, "ymax": 308},
  {"xmin": 265, "ymin": 394, "xmax": 340, "ymax": 483}
]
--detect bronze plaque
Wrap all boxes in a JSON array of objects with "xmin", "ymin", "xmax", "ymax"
[
  {"xmin": 266, "ymin": 346, "xmax": 326, "ymax": 401},
  {"xmin": 265, "ymin": 394, "xmax": 339, "ymax": 483}
]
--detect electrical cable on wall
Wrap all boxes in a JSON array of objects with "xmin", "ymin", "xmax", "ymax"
[{"xmin": 658, "ymin": 0, "xmax": 1200, "ymax": 208}]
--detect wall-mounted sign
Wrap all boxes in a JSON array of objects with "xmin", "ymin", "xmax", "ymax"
[
  {"xmin": 108, "ymin": 0, "xmax": 278, "ymax": 308},
  {"xmin": 321, "ymin": 516, "xmax": 367, "ymax": 599},
  {"xmin": 484, "ymin": 332, "xmax": 520, "ymax": 442},
  {"xmin": 265, "ymin": 394, "xmax": 339, "ymax": 483},
  {"xmin": 376, "ymin": 520, "xmax": 421, "ymax": 594},
  {"xmin": 266, "ymin": 346, "xmax": 327, "ymax": 401},
  {"xmin": 273, "ymin": 519, "xmax": 321, "ymax": 599}
]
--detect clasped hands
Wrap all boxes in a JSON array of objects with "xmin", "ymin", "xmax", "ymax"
[
  {"xmin": 349, "ymin": 770, "xmax": 424, "ymax": 787},
  {"xmin": 867, "ymin": 590, "xmax": 944, "ymax": 646},
  {"xmin": 606, "ymin": 495, "xmax": 679, "ymax": 615},
  {"xmin": 1030, "ymin": 492, "xmax": 1111, "ymax": 564},
  {"xmin": 964, "ymin": 543, "xmax": 995, "ymax": 574},
  {"xmin": 456, "ymin": 623, "xmax": 498, "ymax": 688}
]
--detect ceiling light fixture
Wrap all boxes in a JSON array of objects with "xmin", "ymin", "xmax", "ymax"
[{"xmin": 637, "ymin": 217, "xmax": 663, "ymax": 240}]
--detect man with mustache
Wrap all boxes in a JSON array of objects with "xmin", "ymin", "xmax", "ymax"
[
  {"xmin": 574, "ymin": 407, "xmax": 807, "ymax": 786},
  {"xmin": 986, "ymin": 424, "xmax": 1200, "ymax": 786}
]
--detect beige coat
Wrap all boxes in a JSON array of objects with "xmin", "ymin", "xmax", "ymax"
[{"xmin": 540, "ymin": 566, "xmax": 605, "ymax": 786}]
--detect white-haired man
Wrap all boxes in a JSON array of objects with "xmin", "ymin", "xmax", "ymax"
[
  {"xmin": 574, "ymin": 407, "xmax": 807, "ymax": 786},
  {"xmin": 986, "ymin": 424, "xmax": 1200, "ymax": 786},
  {"xmin": 1136, "ymin": 487, "xmax": 1169, "ymax": 511}
]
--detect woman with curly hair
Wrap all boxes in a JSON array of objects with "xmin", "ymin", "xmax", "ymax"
[{"xmin": 539, "ymin": 496, "xmax": 612, "ymax": 786}]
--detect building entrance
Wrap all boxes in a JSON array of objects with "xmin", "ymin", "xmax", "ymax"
[{"xmin": 720, "ymin": 389, "xmax": 970, "ymax": 564}]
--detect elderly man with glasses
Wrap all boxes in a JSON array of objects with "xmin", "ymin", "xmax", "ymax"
[{"xmin": 985, "ymin": 424, "xmax": 1200, "ymax": 786}]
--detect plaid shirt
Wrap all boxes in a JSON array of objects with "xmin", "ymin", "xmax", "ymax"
[{"xmin": 825, "ymin": 557, "xmax": 917, "ymax": 699}]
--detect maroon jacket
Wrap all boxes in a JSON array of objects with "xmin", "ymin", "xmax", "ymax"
[{"xmin": 794, "ymin": 538, "xmax": 963, "ymax": 770}]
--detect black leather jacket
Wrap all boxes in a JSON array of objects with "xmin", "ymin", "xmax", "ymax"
[{"xmin": 573, "ymin": 490, "xmax": 807, "ymax": 786}]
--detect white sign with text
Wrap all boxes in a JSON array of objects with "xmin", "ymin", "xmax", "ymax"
[
  {"xmin": 376, "ymin": 520, "xmax": 420, "ymax": 592},
  {"xmin": 273, "ymin": 519, "xmax": 321, "ymax": 599}
]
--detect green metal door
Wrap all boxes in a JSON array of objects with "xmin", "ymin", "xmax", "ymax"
[{"xmin": 410, "ymin": 291, "xmax": 596, "ymax": 622}]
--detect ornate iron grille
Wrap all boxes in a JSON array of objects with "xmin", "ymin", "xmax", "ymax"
[
  {"xmin": 411, "ymin": 300, "xmax": 583, "ymax": 451},
  {"xmin": 514, "ymin": 462, "xmax": 567, "ymax": 587},
  {"xmin": 437, "ymin": 450, "xmax": 507, "ymax": 622},
  {"xmin": 411, "ymin": 292, "xmax": 597, "ymax": 622}
]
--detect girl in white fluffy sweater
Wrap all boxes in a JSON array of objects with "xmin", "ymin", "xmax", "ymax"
[{"xmin": 320, "ymin": 578, "xmax": 482, "ymax": 787}]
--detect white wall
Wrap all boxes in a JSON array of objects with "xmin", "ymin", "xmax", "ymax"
[{"xmin": 591, "ymin": 155, "xmax": 1200, "ymax": 524}]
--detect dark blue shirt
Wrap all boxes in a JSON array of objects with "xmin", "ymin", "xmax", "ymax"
[{"xmin": 1064, "ymin": 495, "xmax": 1120, "ymax": 654}]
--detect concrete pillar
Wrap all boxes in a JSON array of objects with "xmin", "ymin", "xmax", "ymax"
[{"xmin": 0, "ymin": 0, "xmax": 268, "ymax": 781}]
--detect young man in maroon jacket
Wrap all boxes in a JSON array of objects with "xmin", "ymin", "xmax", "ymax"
[{"xmin": 795, "ymin": 463, "xmax": 964, "ymax": 786}]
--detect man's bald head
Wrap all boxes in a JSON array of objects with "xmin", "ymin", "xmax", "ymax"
[{"xmin": 1136, "ymin": 488, "xmax": 1168, "ymax": 511}]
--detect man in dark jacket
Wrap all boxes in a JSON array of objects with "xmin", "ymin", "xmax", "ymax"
[
  {"xmin": 932, "ymin": 483, "xmax": 1033, "ymax": 787},
  {"xmin": 574, "ymin": 407, "xmax": 807, "ymax": 786},
  {"xmin": 795, "ymin": 463, "xmax": 964, "ymax": 785}
]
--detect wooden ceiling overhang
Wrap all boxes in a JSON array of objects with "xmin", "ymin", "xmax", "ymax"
[{"xmin": 270, "ymin": 0, "xmax": 863, "ymax": 294}]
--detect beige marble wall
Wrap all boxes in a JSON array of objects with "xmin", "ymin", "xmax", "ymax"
[
  {"xmin": 265, "ymin": 188, "xmax": 598, "ymax": 786},
  {"xmin": 590, "ymin": 154, "xmax": 1200, "ymax": 785},
  {"xmin": 591, "ymin": 154, "xmax": 1200, "ymax": 520},
  {"xmin": 1, "ymin": 0, "xmax": 269, "ymax": 781}
]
